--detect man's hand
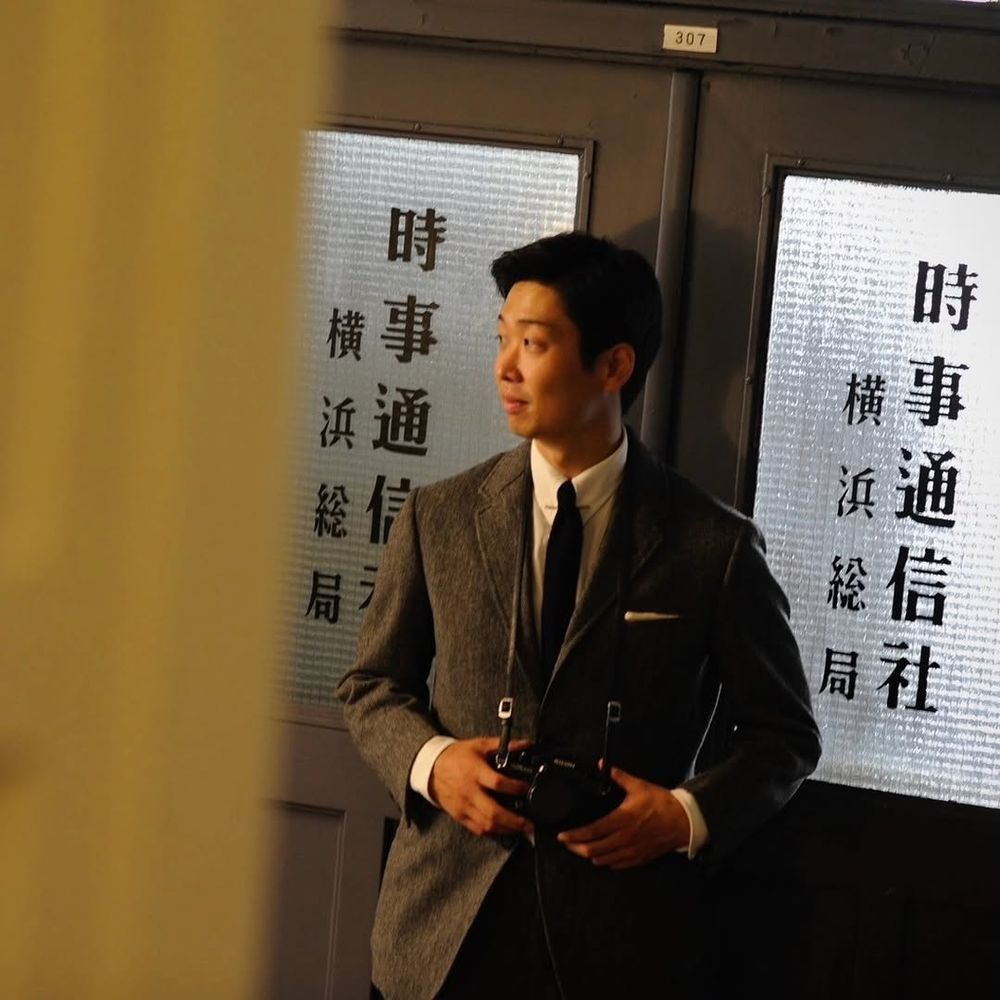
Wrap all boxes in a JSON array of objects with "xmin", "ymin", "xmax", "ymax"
[
  {"xmin": 429, "ymin": 737, "xmax": 533, "ymax": 838},
  {"xmin": 556, "ymin": 766, "xmax": 690, "ymax": 870}
]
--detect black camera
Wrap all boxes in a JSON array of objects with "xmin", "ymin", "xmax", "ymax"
[{"xmin": 491, "ymin": 747, "xmax": 625, "ymax": 832}]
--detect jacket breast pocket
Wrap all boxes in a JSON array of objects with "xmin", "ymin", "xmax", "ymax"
[{"xmin": 620, "ymin": 612, "xmax": 709, "ymax": 687}]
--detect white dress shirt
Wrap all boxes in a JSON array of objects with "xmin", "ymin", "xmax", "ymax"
[{"xmin": 409, "ymin": 432, "xmax": 708, "ymax": 856}]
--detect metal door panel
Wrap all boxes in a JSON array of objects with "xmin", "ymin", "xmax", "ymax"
[
  {"xmin": 677, "ymin": 70, "xmax": 1000, "ymax": 999},
  {"xmin": 269, "ymin": 40, "xmax": 678, "ymax": 998}
]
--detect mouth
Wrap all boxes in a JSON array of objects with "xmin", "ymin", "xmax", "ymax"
[{"xmin": 501, "ymin": 396, "xmax": 528, "ymax": 415}]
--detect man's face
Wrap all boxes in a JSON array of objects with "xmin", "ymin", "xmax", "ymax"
[{"xmin": 494, "ymin": 281, "xmax": 610, "ymax": 448}]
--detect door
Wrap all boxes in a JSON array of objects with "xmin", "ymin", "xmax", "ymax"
[
  {"xmin": 266, "ymin": 39, "xmax": 681, "ymax": 999},
  {"xmin": 675, "ymin": 71, "xmax": 1000, "ymax": 998}
]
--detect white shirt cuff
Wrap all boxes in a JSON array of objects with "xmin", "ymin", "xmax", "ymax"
[
  {"xmin": 671, "ymin": 787, "xmax": 709, "ymax": 859},
  {"xmin": 409, "ymin": 735, "xmax": 457, "ymax": 805}
]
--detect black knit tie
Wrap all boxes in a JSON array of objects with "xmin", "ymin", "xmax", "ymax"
[{"xmin": 541, "ymin": 480, "xmax": 583, "ymax": 680}]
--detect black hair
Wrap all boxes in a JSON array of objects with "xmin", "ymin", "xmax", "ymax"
[{"xmin": 490, "ymin": 231, "xmax": 662, "ymax": 412}]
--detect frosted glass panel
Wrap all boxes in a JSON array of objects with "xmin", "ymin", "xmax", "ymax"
[
  {"xmin": 280, "ymin": 131, "xmax": 580, "ymax": 705},
  {"xmin": 755, "ymin": 175, "xmax": 1000, "ymax": 809}
]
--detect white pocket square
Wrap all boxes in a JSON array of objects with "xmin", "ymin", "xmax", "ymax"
[{"xmin": 623, "ymin": 610, "xmax": 682, "ymax": 622}]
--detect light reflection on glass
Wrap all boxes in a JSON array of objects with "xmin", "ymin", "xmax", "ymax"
[
  {"xmin": 281, "ymin": 131, "xmax": 580, "ymax": 704},
  {"xmin": 755, "ymin": 174, "xmax": 1000, "ymax": 808}
]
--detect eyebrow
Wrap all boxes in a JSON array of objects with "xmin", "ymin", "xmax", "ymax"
[{"xmin": 496, "ymin": 313, "xmax": 558, "ymax": 329}]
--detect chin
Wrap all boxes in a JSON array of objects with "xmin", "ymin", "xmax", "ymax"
[{"xmin": 504, "ymin": 413, "xmax": 533, "ymax": 438}]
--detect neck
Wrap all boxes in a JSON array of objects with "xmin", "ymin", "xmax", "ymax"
[{"xmin": 535, "ymin": 421, "xmax": 624, "ymax": 480}]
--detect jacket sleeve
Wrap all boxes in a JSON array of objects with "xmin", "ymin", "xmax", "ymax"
[
  {"xmin": 335, "ymin": 489, "xmax": 441, "ymax": 826},
  {"xmin": 680, "ymin": 518, "xmax": 822, "ymax": 859}
]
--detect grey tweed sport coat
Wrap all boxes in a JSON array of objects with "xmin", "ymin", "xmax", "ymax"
[{"xmin": 337, "ymin": 432, "xmax": 820, "ymax": 999}]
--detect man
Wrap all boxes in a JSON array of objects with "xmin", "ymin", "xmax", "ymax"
[{"xmin": 337, "ymin": 232, "xmax": 820, "ymax": 999}]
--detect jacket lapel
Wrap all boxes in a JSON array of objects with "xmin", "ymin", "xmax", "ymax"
[
  {"xmin": 552, "ymin": 437, "xmax": 673, "ymax": 679},
  {"xmin": 473, "ymin": 444, "xmax": 545, "ymax": 696}
]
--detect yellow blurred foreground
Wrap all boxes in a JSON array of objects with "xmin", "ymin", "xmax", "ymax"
[{"xmin": 0, "ymin": 3, "xmax": 323, "ymax": 996}]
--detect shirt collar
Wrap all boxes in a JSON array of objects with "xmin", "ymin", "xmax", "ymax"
[{"xmin": 530, "ymin": 430, "xmax": 628, "ymax": 524}]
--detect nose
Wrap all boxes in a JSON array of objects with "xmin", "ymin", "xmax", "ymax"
[{"xmin": 495, "ymin": 339, "xmax": 521, "ymax": 384}]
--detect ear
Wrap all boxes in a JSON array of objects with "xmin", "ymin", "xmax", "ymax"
[{"xmin": 599, "ymin": 343, "xmax": 636, "ymax": 394}]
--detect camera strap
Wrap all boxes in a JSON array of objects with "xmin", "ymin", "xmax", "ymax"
[
  {"xmin": 495, "ymin": 464, "xmax": 533, "ymax": 769},
  {"xmin": 599, "ymin": 487, "xmax": 630, "ymax": 790},
  {"xmin": 496, "ymin": 455, "xmax": 631, "ymax": 786}
]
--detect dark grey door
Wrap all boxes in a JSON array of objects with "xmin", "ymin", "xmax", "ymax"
[
  {"xmin": 266, "ymin": 40, "xmax": 680, "ymax": 1000},
  {"xmin": 674, "ymin": 71, "xmax": 1000, "ymax": 999}
]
